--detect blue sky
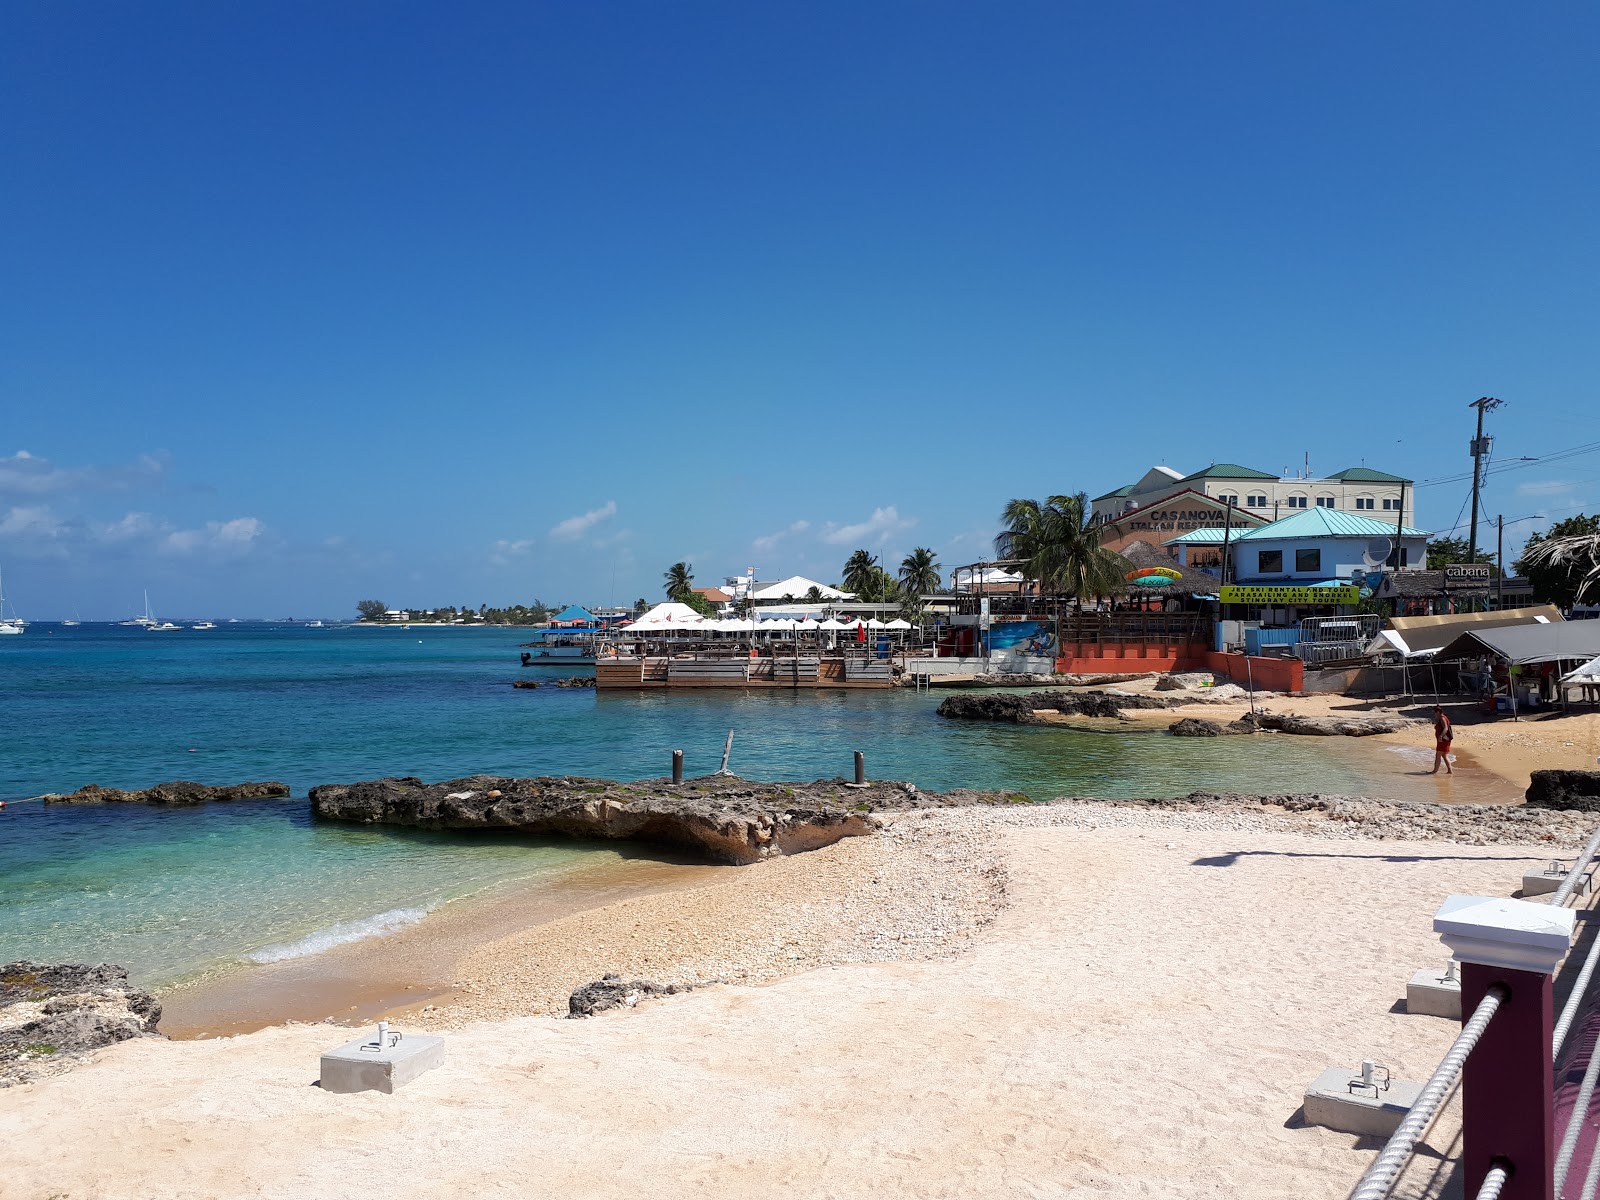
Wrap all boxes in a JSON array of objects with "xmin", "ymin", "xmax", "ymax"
[{"xmin": 3, "ymin": 2, "xmax": 1597, "ymax": 618}]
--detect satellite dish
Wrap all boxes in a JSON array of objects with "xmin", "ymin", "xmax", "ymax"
[{"xmin": 1364, "ymin": 537, "xmax": 1393, "ymax": 569}]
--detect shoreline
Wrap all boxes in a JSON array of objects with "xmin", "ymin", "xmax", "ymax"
[{"xmin": 10, "ymin": 797, "xmax": 1600, "ymax": 1198}]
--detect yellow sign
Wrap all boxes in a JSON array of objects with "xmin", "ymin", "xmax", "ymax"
[{"xmin": 1219, "ymin": 585, "xmax": 1360, "ymax": 605}]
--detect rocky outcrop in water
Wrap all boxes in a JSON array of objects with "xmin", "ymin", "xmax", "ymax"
[
  {"xmin": 1254, "ymin": 714, "xmax": 1417, "ymax": 737},
  {"xmin": 38, "ymin": 780, "xmax": 291, "ymax": 805},
  {"xmin": 1, "ymin": 962, "xmax": 163, "ymax": 1087},
  {"xmin": 568, "ymin": 973, "xmax": 692, "ymax": 1017},
  {"xmin": 935, "ymin": 690, "xmax": 1166, "ymax": 724},
  {"xmin": 309, "ymin": 774, "xmax": 1024, "ymax": 866},
  {"xmin": 1526, "ymin": 770, "xmax": 1600, "ymax": 813}
]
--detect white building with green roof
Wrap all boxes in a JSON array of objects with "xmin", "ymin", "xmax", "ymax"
[{"xmin": 1091, "ymin": 461, "xmax": 1414, "ymax": 528}]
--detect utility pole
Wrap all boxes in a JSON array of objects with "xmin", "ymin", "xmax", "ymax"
[
  {"xmin": 1496, "ymin": 514, "xmax": 1504, "ymax": 611},
  {"xmin": 1467, "ymin": 396, "xmax": 1503, "ymax": 562}
]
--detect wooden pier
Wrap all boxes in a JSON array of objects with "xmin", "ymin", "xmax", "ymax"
[{"xmin": 596, "ymin": 654, "xmax": 895, "ymax": 690}]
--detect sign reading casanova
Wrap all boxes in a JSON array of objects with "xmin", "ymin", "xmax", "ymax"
[
  {"xmin": 1220, "ymin": 585, "xmax": 1360, "ymax": 606},
  {"xmin": 1123, "ymin": 506, "xmax": 1254, "ymax": 533}
]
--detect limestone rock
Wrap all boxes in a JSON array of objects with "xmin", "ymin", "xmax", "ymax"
[
  {"xmin": 38, "ymin": 780, "xmax": 290, "ymax": 805},
  {"xmin": 568, "ymin": 974, "xmax": 688, "ymax": 1018},
  {"xmin": 1526, "ymin": 770, "xmax": 1600, "ymax": 812},
  {"xmin": 936, "ymin": 689, "xmax": 1167, "ymax": 724},
  {"xmin": 1, "ymin": 962, "xmax": 163, "ymax": 1088},
  {"xmin": 309, "ymin": 774, "xmax": 1020, "ymax": 866},
  {"xmin": 1253, "ymin": 714, "xmax": 1417, "ymax": 737},
  {"xmin": 1168, "ymin": 718, "xmax": 1227, "ymax": 737},
  {"xmin": 1155, "ymin": 672, "xmax": 1219, "ymax": 691}
]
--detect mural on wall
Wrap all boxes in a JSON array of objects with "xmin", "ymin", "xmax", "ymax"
[{"xmin": 987, "ymin": 620, "xmax": 1058, "ymax": 658}]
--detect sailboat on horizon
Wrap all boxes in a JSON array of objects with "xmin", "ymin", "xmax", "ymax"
[{"xmin": 0, "ymin": 567, "xmax": 24, "ymax": 635}]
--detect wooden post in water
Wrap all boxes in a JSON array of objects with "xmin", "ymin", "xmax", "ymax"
[{"xmin": 717, "ymin": 730, "xmax": 734, "ymax": 775}]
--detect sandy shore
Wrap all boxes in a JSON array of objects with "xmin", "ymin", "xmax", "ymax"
[
  {"xmin": 6, "ymin": 797, "xmax": 1598, "ymax": 1199},
  {"xmin": 1053, "ymin": 678, "xmax": 1600, "ymax": 793}
]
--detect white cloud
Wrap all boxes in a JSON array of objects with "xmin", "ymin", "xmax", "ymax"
[
  {"xmin": 752, "ymin": 519, "xmax": 811, "ymax": 554},
  {"xmin": 0, "ymin": 450, "xmax": 170, "ymax": 498},
  {"xmin": 1518, "ymin": 480, "xmax": 1580, "ymax": 496},
  {"xmin": 0, "ymin": 505, "xmax": 69, "ymax": 539},
  {"xmin": 489, "ymin": 538, "xmax": 536, "ymax": 567},
  {"xmin": 819, "ymin": 506, "xmax": 916, "ymax": 546},
  {"xmin": 548, "ymin": 500, "xmax": 617, "ymax": 542},
  {"xmin": 161, "ymin": 517, "xmax": 263, "ymax": 557}
]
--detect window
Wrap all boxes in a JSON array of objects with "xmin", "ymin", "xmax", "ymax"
[
  {"xmin": 1246, "ymin": 494, "xmax": 1267, "ymax": 507},
  {"xmin": 1296, "ymin": 548, "xmax": 1322, "ymax": 572},
  {"xmin": 1316, "ymin": 496, "xmax": 1335, "ymax": 508},
  {"xmin": 1287, "ymin": 495, "xmax": 1308, "ymax": 508},
  {"xmin": 1355, "ymin": 497, "xmax": 1375, "ymax": 510},
  {"xmin": 1385, "ymin": 546, "xmax": 1410, "ymax": 568},
  {"xmin": 1257, "ymin": 549, "xmax": 1283, "ymax": 573},
  {"xmin": 1219, "ymin": 494, "xmax": 1238, "ymax": 507},
  {"xmin": 1382, "ymin": 497, "xmax": 1400, "ymax": 511}
]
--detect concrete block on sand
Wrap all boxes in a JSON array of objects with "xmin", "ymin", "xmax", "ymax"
[
  {"xmin": 1521, "ymin": 863, "xmax": 1591, "ymax": 897},
  {"xmin": 1405, "ymin": 966, "xmax": 1462, "ymax": 1019},
  {"xmin": 319, "ymin": 1029, "xmax": 444, "ymax": 1095},
  {"xmin": 1303, "ymin": 1066, "xmax": 1422, "ymax": 1138}
]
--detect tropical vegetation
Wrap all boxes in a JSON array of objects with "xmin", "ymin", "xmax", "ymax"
[
  {"xmin": 662, "ymin": 561, "xmax": 718, "ymax": 618},
  {"xmin": 994, "ymin": 492, "xmax": 1124, "ymax": 605},
  {"xmin": 1425, "ymin": 536, "xmax": 1497, "ymax": 571},
  {"xmin": 1517, "ymin": 514, "xmax": 1600, "ymax": 607}
]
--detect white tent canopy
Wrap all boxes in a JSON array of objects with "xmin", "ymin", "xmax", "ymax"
[
  {"xmin": 952, "ymin": 566, "xmax": 1024, "ymax": 590},
  {"xmin": 749, "ymin": 575, "xmax": 853, "ymax": 602},
  {"xmin": 817, "ymin": 618, "xmax": 848, "ymax": 630},
  {"xmin": 885, "ymin": 618, "xmax": 912, "ymax": 630},
  {"xmin": 621, "ymin": 602, "xmax": 706, "ymax": 631},
  {"xmin": 1561, "ymin": 656, "xmax": 1600, "ymax": 684}
]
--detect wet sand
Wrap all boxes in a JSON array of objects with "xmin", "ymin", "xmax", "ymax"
[{"xmin": 159, "ymin": 854, "xmax": 725, "ymax": 1038}]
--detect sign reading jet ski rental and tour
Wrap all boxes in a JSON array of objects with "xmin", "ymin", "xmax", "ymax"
[{"xmin": 1219, "ymin": 585, "xmax": 1360, "ymax": 606}]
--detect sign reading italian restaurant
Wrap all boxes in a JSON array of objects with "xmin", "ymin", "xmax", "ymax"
[{"xmin": 1219, "ymin": 584, "xmax": 1361, "ymax": 606}]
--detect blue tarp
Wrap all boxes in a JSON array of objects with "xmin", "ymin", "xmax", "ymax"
[{"xmin": 550, "ymin": 605, "xmax": 597, "ymax": 624}]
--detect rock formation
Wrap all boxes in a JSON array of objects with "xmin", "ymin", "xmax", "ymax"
[
  {"xmin": 309, "ymin": 774, "xmax": 1023, "ymax": 866},
  {"xmin": 1526, "ymin": 770, "xmax": 1600, "ymax": 812},
  {"xmin": 935, "ymin": 690, "xmax": 1165, "ymax": 724},
  {"xmin": 1, "ymin": 962, "xmax": 162, "ymax": 1087},
  {"xmin": 38, "ymin": 780, "xmax": 291, "ymax": 805},
  {"xmin": 567, "ymin": 973, "xmax": 691, "ymax": 1017}
]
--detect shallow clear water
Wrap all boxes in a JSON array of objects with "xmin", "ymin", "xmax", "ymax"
[{"xmin": 0, "ymin": 622, "xmax": 1449, "ymax": 987}]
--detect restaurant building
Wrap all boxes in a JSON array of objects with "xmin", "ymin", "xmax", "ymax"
[{"xmin": 1092, "ymin": 462, "xmax": 1415, "ymax": 542}]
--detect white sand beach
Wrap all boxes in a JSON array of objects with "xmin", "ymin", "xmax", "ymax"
[{"xmin": 3, "ymin": 799, "xmax": 1584, "ymax": 1200}]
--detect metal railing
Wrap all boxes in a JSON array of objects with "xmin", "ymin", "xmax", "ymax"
[{"xmin": 1350, "ymin": 833, "xmax": 1600, "ymax": 1200}]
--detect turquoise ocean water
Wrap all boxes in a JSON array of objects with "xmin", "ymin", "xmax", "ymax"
[{"xmin": 2, "ymin": 622, "xmax": 1447, "ymax": 988}]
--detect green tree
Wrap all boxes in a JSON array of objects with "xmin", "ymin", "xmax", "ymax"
[
  {"xmin": 1518, "ymin": 514, "xmax": 1600, "ymax": 607},
  {"xmin": 995, "ymin": 492, "xmax": 1124, "ymax": 606},
  {"xmin": 634, "ymin": 597, "xmax": 649, "ymax": 616},
  {"xmin": 898, "ymin": 547, "xmax": 942, "ymax": 597},
  {"xmin": 804, "ymin": 585, "xmax": 824, "ymax": 603},
  {"xmin": 841, "ymin": 550, "xmax": 879, "ymax": 597},
  {"xmin": 663, "ymin": 561, "xmax": 695, "ymax": 600},
  {"xmin": 1426, "ymin": 536, "xmax": 1496, "ymax": 571},
  {"xmin": 356, "ymin": 599, "xmax": 387, "ymax": 622}
]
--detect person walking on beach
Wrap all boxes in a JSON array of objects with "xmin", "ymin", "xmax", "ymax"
[{"xmin": 1430, "ymin": 705, "xmax": 1454, "ymax": 775}]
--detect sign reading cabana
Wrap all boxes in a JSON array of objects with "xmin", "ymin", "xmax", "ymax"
[{"xmin": 1220, "ymin": 584, "xmax": 1359, "ymax": 605}]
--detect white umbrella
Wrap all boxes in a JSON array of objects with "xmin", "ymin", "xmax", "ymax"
[
  {"xmin": 885, "ymin": 618, "xmax": 912, "ymax": 630},
  {"xmin": 866, "ymin": 619, "xmax": 886, "ymax": 629},
  {"xmin": 818, "ymin": 618, "xmax": 848, "ymax": 630},
  {"xmin": 796, "ymin": 617, "xmax": 820, "ymax": 630}
]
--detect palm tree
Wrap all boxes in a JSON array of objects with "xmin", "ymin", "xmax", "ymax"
[
  {"xmin": 841, "ymin": 550, "xmax": 878, "ymax": 597},
  {"xmin": 898, "ymin": 547, "xmax": 941, "ymax": 598},
  {"xmin": 995, "ymin": 493, "xmax": 1124, "ymax": 606},
  {"xmin": 663, "ymin": 562, "xmax": 694, "ymax": 600}
]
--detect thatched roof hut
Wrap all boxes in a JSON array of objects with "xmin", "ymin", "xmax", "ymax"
[{"xmin": 1111, "ymin": 540, "xmax": 1220, "ymax": 596}]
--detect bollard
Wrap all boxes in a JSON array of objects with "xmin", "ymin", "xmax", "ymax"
[
  {"xmin": 672, "ymin": 749, "xmax": 683, "ymax": 783},
  {"xmin": 852, "ymin": 751, "xmax": 867, "ymax": 787}
]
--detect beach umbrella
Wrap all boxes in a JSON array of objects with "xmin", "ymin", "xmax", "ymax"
[
  {"xmin": 885, "ymin": 618, "xmax": 911, "ymax": 630},
  {"xmin": 818, "ymin": 618, "xmax": 847, "ymax": 630}
]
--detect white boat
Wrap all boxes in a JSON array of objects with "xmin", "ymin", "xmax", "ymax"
[
  {"xmin": 124, "ymin": 591, "xmax": 159, "ymax": 627},
  {"xmin": 192, "ymin": 621, "xmax": 217, "ymax": 630},
  {"xmin": 306, "ymin": 620, "xmax": 324, "ymax": 628},
  {"xmin": 148, "ymin": 620, "xmax": 181, "ymax": 631},
  {"xmin": 0, "ymin": 568, "xmax": 25, "ymax": 635}
]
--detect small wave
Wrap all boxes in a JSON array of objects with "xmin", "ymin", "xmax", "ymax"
[{"xmin": 243, "ymin": 906, "xmax": 430, "ymax": 964}]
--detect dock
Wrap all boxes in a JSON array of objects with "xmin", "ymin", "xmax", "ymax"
[{"xmin": 596, "ymin": 654, "xmax": 895, "ymax": 690}]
